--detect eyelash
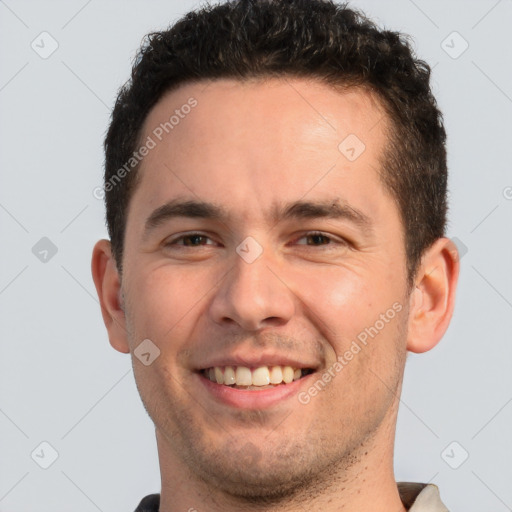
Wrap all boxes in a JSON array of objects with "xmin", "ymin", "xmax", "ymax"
[
  {"xmin": 164, "ymin": 231, "xmax": 348, "ymax": 249},
  {"xmin": 296, "ymin": 231, "xmax": 347, "ymax": 247}
]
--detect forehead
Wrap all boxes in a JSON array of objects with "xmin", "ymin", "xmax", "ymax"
[{"xmin": 129, "ymin": 77, "xmax": 393, "ymax": 227}]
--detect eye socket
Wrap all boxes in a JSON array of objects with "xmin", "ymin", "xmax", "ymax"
[
  {"xmin": 164, "ymin": 233, "xmax": 216, "ymax": 247},
  {"xmin": 162, "ymin": 231, "xmax": 348, "ymax": 250},
  {"xmin": 296, "ymin": 232, "xmax": 331, "ymax": 246},
  {"xmin": 294, "ymin": 231, "xmax": 348, "ymax": 247}
]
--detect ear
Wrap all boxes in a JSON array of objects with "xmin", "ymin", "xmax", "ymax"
[
  {"xmin": 406, "ymin": 237, "xmax": 460, "ymax": 353},
  {"xmin": 91, "ymin": 239, "xmax": 130, "ymax": 354}
]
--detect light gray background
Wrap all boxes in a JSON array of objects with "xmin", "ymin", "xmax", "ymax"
[{"xmin": 1, "ymin": 0, "xmax": 511, "ymax": 510}]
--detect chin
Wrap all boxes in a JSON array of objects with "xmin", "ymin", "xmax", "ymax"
[
  {"xmin": 204, "ymin": 463, "xmax": 310, "ymax": 504},
  {"xmin": 189, "ymin": 439, "xmax": 337, "ymax": 505}
]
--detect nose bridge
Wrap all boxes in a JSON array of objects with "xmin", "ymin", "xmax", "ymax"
[{"xmin": 210, "ymin": 244, "xmax": 295, "ymax": 331}]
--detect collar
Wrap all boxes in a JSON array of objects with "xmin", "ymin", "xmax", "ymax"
[
  {"xmin": 135, "ymin": 482, "xmax": 449, "ymax": 511},
  {"xmin": 398, "ymin": 483, "xmax": 449, "ymax": 511}
]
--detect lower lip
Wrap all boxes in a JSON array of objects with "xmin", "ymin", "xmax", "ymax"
[{"xmin": 197, "ymin": 372, "xmax": 315, "ymax": 409}]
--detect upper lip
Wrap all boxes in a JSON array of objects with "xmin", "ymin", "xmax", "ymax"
[{"xmin": 196, "ymin": 352, "xmax": 320, "ymax": 371}]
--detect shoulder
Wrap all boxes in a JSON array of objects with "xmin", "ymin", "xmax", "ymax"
[{"xmin": 133, "ymin": 493, "xmax": 160, "ymax": 512}]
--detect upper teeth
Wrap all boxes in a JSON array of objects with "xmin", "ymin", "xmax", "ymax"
[{"xmin": 205, "ymin": 365, "xmax": 303, "ymax": 386}]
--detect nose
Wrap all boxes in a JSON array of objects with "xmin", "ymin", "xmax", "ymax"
[{"xmin": 209, "ymin": 249, "xmax": 296, "ymax": 331}]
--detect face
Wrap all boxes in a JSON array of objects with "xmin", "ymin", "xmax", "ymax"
[{"xmin": 120, "ymin": 78, "xmax": 412, "ymax": 498}]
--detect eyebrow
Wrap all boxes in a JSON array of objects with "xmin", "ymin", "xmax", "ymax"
[
  {"xmin": 144, "ymin": 197, "xmax": 374, "ymax": 236},
  {"xmin": 274, "ymin": 199, "xmax": 373, "ymax": 234},
  {"xmin": 144, "ymin": 199, "xmax": 229, "ymax": 233}
]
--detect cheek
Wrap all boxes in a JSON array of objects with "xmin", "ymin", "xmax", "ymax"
[
  {"xmin": 299, "ymin": 267, "xmax": 374, "ymax": 329},
  {"xmin": 126, "ymin": 266, "xmax": 211, "ymax": 341},
  {"xmin": 298, "ymin": 265, "xmax": 403, "ymax": 353}
]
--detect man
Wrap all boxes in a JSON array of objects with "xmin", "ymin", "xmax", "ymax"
[{"xmin": 91, "ymin": 0, "xmax": 459, "ymax": 510}]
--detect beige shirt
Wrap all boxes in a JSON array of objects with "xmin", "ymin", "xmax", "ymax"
[{"xmin": 398, "ymin": 483, "xmax": 449, "ymax": 511}]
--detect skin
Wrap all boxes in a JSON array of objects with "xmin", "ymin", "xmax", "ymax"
[{"xmin": 92, "ymin": 77, "xmax": 459, "ymax": 511}]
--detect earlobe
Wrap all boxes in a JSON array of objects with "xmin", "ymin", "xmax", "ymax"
[
  {"xmin": 91, "ymin": 239, "xmax": 130, "ymax": 354},
  {"xmin": 406, "ymin": 237, "xmax": 460, "ymax": 354}
]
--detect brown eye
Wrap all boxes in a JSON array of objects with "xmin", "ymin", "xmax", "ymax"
[
  {"xmin": 305, "ymin": 233, "xmax": 330, "ymax": 245},
  {"xmin": 295, "ymin": 232, "xmax": 346, "ymax": 247},
  {"xmin": 181, "ymin": 234, "xmax": 209, "ymax": 246},
  {"xmin": 165, "ymin": 233, "xmax": 215, "ymax": 247}
]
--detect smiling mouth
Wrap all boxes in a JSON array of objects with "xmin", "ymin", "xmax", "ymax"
[{"xmin": 201, "ymin": 365, "xmax": 315, "ymax": 390}]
